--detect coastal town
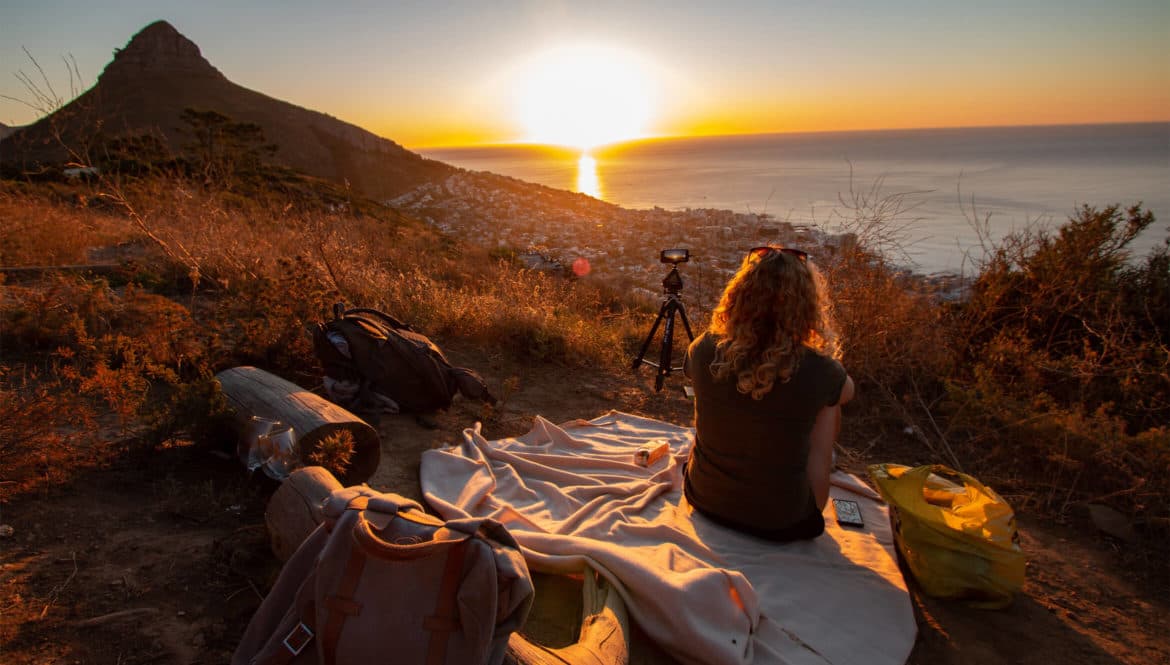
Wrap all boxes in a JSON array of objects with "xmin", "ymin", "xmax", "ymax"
[{"xmin": 389, "ymin": 167, "xmax": 858, "ymax": 310}]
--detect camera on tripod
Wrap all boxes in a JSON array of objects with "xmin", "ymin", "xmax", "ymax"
[
  {"xmin": 658, "ymin": 249, "xmax": 688, "ymax": 295},
  {"xmin": 633, "ymin": 249, "xmax": 695, "ymax": 392}
]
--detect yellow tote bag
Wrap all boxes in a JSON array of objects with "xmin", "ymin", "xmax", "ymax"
[{"xmin": 868, "ymin": 464, "xmax": 1026, "ymax": 608}]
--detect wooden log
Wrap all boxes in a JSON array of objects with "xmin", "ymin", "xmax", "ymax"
[
  {"xmin": 216, "ymin": 365, "xmax": 380, "ymax": 484},
  {"xmin": 505, "ymin": 570, "xmax": 631, "ymax": 665},
  {"xmin": 265, "ymin": 466, "xmax": 344, "ymax": 561},
  {"xmin": 263, "ymin": 465, "xmax": 631, "ymax": 664}
]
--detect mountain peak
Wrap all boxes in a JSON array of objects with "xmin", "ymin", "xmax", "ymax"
[
  {"xmin": 4, "ymin": 20, "xmax": 453, "ymax": 197},
  {"xmin": 101, "ymin": 20, "xmax": 223, "ymax": 81}
]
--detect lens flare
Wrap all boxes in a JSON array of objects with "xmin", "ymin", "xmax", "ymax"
[{"xmin": 572, "ymin": 257, "xmax": 592, "ymax": 277}]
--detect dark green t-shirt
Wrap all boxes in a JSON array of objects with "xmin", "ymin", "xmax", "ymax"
[{"xmin": 683, "ymin": 331, "xmax": 847, "ymax": 532}]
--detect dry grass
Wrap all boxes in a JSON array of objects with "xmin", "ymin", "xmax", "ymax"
[{"xmin": 0, "ymin": 175, "xmax": 646, "ymax": 496}]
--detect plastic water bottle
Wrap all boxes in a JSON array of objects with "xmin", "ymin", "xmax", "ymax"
[{"xmin": 240, "ymin": 416, "xmax": 300, "ymax": 480}]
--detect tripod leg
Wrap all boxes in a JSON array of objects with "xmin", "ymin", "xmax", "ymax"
[
  {"xmin": 675, "ymin": 300, "xmax": 696, "ymax": 343},
  {"xmin": 667, "ymin": 301, "xmax": 696, "ymax": 373},
  {"xmin": 632, "ymin": 301, "xmax": 669, "ymax": 371},
  {"xmin": 656, "ymin": 303, "xmax": 676, "ymax": 392}
]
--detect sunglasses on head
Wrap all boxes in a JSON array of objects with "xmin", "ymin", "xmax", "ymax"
[{"xmin": 749, "ymin": 246, "xmax": 808, "ymax": 263}]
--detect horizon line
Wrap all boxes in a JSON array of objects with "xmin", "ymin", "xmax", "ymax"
[{"xmin": 411, "ymin": 119, "xmax": 1170, "ymax": 152}]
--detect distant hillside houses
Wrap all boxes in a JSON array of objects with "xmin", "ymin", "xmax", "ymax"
[
  {"xmin": 386, "ymin": 166, "xmax": 864, "ymax": 315},
  {"xmin": 697, "ymin": 225, "xmax": 734, "ymax": 239}
]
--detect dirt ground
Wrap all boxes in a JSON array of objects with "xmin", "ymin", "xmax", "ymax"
[{"xmin": 1, "ymin": 355, "xmax": 1167, "ymax": 664}]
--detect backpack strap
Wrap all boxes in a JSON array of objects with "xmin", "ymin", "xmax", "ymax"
[
  {"xmin": 256, "ymin": 576, "xmax": 318, "ymax": 665},
  {"xmin": 319, "ymin": 545, "xmax": 369, "ymax": 665},
  {"xmin": 424, "ymin": 540, "xmax": 468, "ymax": 665}
]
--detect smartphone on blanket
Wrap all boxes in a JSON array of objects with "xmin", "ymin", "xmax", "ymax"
[{"xmin": 833, "ymin": 499, "xmax": 864, "ymax": 528}]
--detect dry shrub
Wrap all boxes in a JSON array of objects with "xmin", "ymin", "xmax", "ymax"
[
  {"xmin": 2, "ymin": 273, "xmax": 205, "ymax": 452},
  {"xmin": 113, "ymin": 285, "xmax": 205, "ymax": 368},
  {"xmin": 944, "ymin": 204, "xmax": 1170, "ymax": 528},
  {"xmin": 944, "ymin": 362, "xmax": 1170, "ymax": 522},
  {"xmin": 306, "ymin": 430, "xmax": 356, "ymax": 479},
  {"xmin": 821, "ymin": 246, "xmax": 959, "ymax": 465},
  {"xmin": 820, "ymin": 190, "xmax": 1169, "ymax": 537},
  {"xmin": 817, "ymin": 179, "xmax": 957, "ymax": 459},
  {"xmin": 212, "ymin": 255, "xmax": 338, "ymax": 378},
  {"xmin": 826, "ymin": 249, "xmax": 954, "ymax": 394},
  {"xmin": 0, "ymin": 185, "xmax": 131, "ymax": 266},
  {"xmin": 0, "ymin": 265, "xmax": 229, "ymax": 494},
  {"xmin": 2, "ymin": 275, "xmax": 201, "ymax": 369},
  {"xmin": 0, "ymin": 367, "xmax": 98, "ymax": 499},
  {"xmin": 2, "ymin": 277, "xmax": 117, "ymax": 352}
]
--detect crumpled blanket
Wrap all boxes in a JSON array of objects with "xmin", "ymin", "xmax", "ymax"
[{"xmin": 420, "ymin": 411, "xmax": 916, "ymax": 665}]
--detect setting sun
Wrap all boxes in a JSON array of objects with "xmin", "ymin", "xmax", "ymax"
[{"xmin": 512, "ymin": 44, "xmax": 656, "ymax": 150}]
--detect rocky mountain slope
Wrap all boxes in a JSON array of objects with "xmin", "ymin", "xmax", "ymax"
[{"xmin": 0, "ymin": 21, "xmax": 454, "ymax": 198}]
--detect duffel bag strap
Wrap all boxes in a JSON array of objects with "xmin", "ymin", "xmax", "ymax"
[{"xmin": 423, "ymin": 541, "xmax": 468, "ymax": 665}]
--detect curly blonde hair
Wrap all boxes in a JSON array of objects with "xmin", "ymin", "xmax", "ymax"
[{"xmin": 708, "ymin": 248, "xmax": 840, "ymax": 399}]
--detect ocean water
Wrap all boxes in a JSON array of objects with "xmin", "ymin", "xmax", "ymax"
[{"xmin": 420, "ymin": 123, "xmax": 1170, "ymax": 274}]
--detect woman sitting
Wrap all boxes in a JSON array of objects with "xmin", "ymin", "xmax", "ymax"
[{"xmin": 684, "ymin": 245, "xmax": 854, "ymax": 542}]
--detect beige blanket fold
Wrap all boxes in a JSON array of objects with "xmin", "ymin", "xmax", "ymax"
[{"xmin": 420, "ymin": 411, "xmax": 916, "ymax": 665}]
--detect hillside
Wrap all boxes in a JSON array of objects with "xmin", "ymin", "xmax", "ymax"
[
  {"xmin": 2, "ymin": 172, "xmax": 1168, "ymax": 663},
  {"xmin": 0, "ymin": 21, "xmax": 454, "ymax": 198}
]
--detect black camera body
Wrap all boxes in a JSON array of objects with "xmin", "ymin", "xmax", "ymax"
[{"xmin": 660, "ymin": 248, "xmax": 690, "ymax": 264}]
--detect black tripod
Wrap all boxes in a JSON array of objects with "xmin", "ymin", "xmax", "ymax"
[{"xmin": 632, "ymin": 265, "xmax": 695, "ymax": 392}]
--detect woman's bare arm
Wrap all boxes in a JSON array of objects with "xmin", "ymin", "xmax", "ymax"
[{"xmin": 807, "ymin": 374, "xmax": 854, "ymax": 510}]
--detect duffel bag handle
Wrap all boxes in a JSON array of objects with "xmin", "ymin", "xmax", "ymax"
[{"xmin": 895, "ymin": 464, "xmax": 971, "ymax": 519}]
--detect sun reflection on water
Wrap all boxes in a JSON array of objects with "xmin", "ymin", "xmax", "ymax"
[{"xmin": 576, "ymin": 153, "xmax": 602, "ymax": 199}]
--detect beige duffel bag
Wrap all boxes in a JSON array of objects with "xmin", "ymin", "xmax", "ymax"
[{"xmin": 233, "ymin": 487, "xmax": 534, "ymax": 665}]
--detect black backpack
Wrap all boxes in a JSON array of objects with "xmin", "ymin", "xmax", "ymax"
[{"xmin": 313, "ymin": 304, "xmax": 496, "ymax": 413}]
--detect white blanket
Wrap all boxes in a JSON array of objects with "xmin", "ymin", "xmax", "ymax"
[{"xmin": 420, "ymin": 411, "xmax": 916, "ymax": 665}]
